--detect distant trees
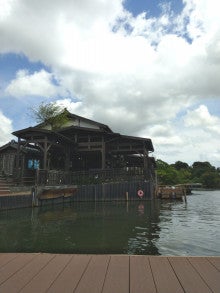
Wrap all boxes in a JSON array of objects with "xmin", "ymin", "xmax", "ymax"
[
  {"xmin": 156, "ymin": 160, "xmax": 179, "ymax": 185},
  {"xmin": 156, "ymin": 159, "xmax": 220, "ymax": 188},
  {"xmin": 172, "ymin": 161, "xmax": 189, "ymax": 170}
]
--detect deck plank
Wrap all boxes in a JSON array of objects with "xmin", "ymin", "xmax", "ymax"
[
  {"xmin": 47, "ymin": 255, "xmax": 91, "ymax": 293},
  {"xmin": 74, "ymin": 255, "xmax": 110, "ymax": 293},
  {"xmin": 188, "ymin": 257, "xmax": 220, "ymax": 293},
  {"xmin": 19, "ymin": 254, "xmax": 72, "ymax": 293},
  {"xmin": 0, "ymin": 253, "xmax": 36, "ymax": 286},
  {"xmin": 169, "ymin": 257, "xmax": 212, "ymax": 293},
  {"xmin": 0, "ymin": 253, "xmax": 19, "ymax": 268},
  {"xmin": 0, "ymin": 253, "xmax": 54, "ymax": 293},
  {"xmin": 149, "ymin": 256, "xmax": 184, "ymax": 293},
  {"xmin": 0, "ymin": 254, "xmax": 219, "ymax": 293},
  {"xmin": 207, "ymin": 257, "xmax": 220, "ymax": 271},
  {"xmin": 102, "ymin": 255, "xmax": 129, "ymax": 293},
  {"xmin": 130, "ymin": 255, "xmax": 156, "ymax": 293}
]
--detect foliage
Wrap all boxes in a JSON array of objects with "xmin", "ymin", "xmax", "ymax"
[
  {"xmin": 191, "ymin": 161, "xmax": 215, "ymax": 179},
  {"xmin": 201, "ymin": 171, "xmax": 220, "ymax": 188},
  {"xmin": 31, "ymin": 102, "xmax": 69, "ymax": 130},
  {"xmin": 156, "ymin": 159, "xmax": 179, "ymax": 185},
  {"xmin": 172, "ymin": 161, "xmax": 189, "ymax": 170},
  {"xmin": 156, "ymin": 159, "xmax": 220, "ymax": 188}
]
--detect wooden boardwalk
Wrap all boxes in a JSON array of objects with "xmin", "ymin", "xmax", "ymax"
[{"xmin": 0, "ymin": 253, "xmax": 219, "ymax": 293}]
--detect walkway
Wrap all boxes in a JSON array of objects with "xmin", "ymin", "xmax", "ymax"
[{"xmin": 0, "ymin": 253, "xmax": 219, "ymax": 292}]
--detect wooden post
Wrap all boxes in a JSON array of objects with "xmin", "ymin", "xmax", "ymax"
[
  {"xmin": 101, "ymin": 136, "xmax": 106, "ymax": 170},
  {"xmin": 154, "ymin": 171, "xmax": 158, "ymax": 198},
  {"xmin": 183, "ymin": 186, "xmax": 187, "ymax": 203},
  {"xmin": 16, "ymin": 137, "xmax": 21, "ymax": 169},
  {"xmin": 143, "ymin": 147, "xmax": 149, "ymax": 179},
  {"xmin": 64, "ymin": 145, "xmax": 71, "ymax": 171},
  {"xmin": 125, "ymin": 191, "xmax": 129, "ymax": 201},
  {"xmin": 14, "ymin": 137, "xmax": 22, "ymax": 183},
  {"xmin": 35, "ymin": 169, "xmax": 39, "ymax": 186},
  {"xmin": 43, "ymin": 137, "xmax": 48, "ymax": 170}
]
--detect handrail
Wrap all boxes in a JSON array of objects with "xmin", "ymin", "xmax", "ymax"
[{"xmin": 35, "ymin": 167, "xmax": 145, "ymax": 186}]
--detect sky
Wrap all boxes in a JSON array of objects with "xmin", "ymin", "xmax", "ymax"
[{"xmin": 0, "ymin": 0, "xmax": 220, "ymax": 167}]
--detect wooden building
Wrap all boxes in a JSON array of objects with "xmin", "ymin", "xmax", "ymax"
[
  {"xmin": 0, "ymin": 140, "xmax": 41, "ymax": 180},
  {"xmin": 1, "ymin": 110, "xmax": 155, "ymax": 186}
]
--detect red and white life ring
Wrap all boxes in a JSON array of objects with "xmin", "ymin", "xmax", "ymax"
[{"xmin": 137, "ymin": 189, "xmax": 144, "ymax": 198}]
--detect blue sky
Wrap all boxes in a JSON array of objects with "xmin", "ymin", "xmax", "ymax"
[
  {"xmin": 125, "ymin": 0, "xmax": 184, "ymax": 17},
  {"xmin": 0, "ymin": 0, "xmax": 220, "ymax": 166}
]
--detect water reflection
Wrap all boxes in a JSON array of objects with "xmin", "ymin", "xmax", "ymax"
[
  {"xmin": 127, "ymin": 201, "xmax": 160, "ymax": 255},
  {"xmin": 0, "ymin": 190, "xmax": 219, "ymax": 255},
  {"xmin": 0, "ymin": 201, "xmax": 161, "ymax": 254}
]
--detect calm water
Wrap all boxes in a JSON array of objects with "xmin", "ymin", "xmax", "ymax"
[{"xmin": 0, "ymin": 190, "xmax": 219, "ymax": 255}]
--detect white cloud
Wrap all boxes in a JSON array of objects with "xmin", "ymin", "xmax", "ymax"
[
  {"xmin": 0, "ymin": 110, "xmax": 13, "ymax": 145},
  {"xmin": 55, "ymin": 98, "xmax": 93, "ymax": 119},
  {"xmin": 143, "ymin": 124, "xmax": 184, "ymax": 147},
  {"xmin": 0, "ymin": 0, "xmax": 14, "ymax": 20},
  {"xmin": 5, "ymin": 69, "xmax": 65, "ymax": 98},
  {"xmin": 0, "ymin": 0, "xmax": 220, "ymax": 165},
  {"xmin": 144, "ymin": 119, "xmax": 220, "ymax": 167},
  {"xmin": 184, "ymin": 105, "xmax": 220, "ymax": 135}
]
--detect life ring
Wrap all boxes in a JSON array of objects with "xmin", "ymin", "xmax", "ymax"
[{"xmin": 137, "ymin": 189, "xmax": 144, "ymax": 198}]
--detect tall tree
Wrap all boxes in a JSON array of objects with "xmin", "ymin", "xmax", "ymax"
[
  {"xmin": 31, "ymin": 102, "xmax": 69, "ymax": 130},
  {"xmin": 173, "ymin": 161, "xmax": 189, "ymax": 170},
  {"xmin": 156, "ymin": 159, "xmax": 179, "ymax": 185}
]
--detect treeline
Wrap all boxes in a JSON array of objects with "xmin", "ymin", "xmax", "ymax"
[{"xmin": 156, "ymin": 160, "xmax": 220, "ymax": 188}]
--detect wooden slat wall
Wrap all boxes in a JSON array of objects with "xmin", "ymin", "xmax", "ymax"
[{"xmin": 74, "ymin": 180, "xmax": 153, "ymax": 202}]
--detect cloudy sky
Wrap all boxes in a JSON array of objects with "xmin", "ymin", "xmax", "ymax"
[{"xmin": 0, "ymin": 0, "xmax": 220, "ymax": 167}]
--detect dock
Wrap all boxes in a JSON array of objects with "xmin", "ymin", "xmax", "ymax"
[
  {"xmin": 156, "ymin": 185, "xmax": 187, "ymax": 200},
  {"xmin": 0, "ymin": 253, "xmax": 219, "ymax": 292}
]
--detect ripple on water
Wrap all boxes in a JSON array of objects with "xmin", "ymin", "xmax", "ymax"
[{"xmin": 0, "ymin": 190, "xmax": 219, "ymax": 255}]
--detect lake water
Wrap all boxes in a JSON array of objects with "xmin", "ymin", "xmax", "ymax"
[{"xmin": 0, "ymin": 190, "xmax": 219, "ymax": 255}]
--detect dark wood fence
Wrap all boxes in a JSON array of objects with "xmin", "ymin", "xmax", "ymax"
[
  {"xmin": 37, "ymin": 179, "xmax": 154, "ymax": 206},
  {"xmin": 36, "ymin": 168, "xmax": 145, "ymax": 186},
  {"xmin": 74, "ymin": 180, "xmax": 154, "ymax": 201},
  {"xmin": 0, "ymin": 194, "xmax": 32, "ymax": 210}
]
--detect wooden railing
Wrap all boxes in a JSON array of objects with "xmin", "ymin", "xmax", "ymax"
[
  {"xmin": 35, "ymin": 168, "xmax": 145, "ymax": 186},
  {"xmin": 12, "ymin": 168, "xmax": 35, "ymax": 186}
]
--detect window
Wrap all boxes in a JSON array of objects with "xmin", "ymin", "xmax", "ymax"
[{"xmin": 28, "ymin": 159, "xmax": 40, "ymax": 169}]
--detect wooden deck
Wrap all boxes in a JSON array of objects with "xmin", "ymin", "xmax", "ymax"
[{"xmin": 0, "ymin": 254, "xmax": 219, "ymax": 293}]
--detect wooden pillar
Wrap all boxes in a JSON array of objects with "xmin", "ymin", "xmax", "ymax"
[
  {"xmin": 64, "ymin": 145, "xmax": 71, "ymax": 171},
  {"xmin": 16, "ymin": 137, "xmax": 21, "ymax": 169},
  {"xmin": 143, "ymin": 147, "xmax": 149, "ymax": 179},
  {"xmin": 43, "ymin": 137, "xmax": 48, "ymax": 170},
  {"xmin": 15, "ymin": 137, "xmax": 22, "ymax": 182},
  {"xmin": 101, "ymin": 136, "xmax": 106, "ymax": 170}
]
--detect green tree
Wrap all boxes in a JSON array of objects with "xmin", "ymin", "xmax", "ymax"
[
  {"xmin": 157, "ymin": 159, "xmax": 220, "ymax": 188},
  {"xmin": 201, "ymin": 171, "xmax": 219, "ymax": 188},
  {"xmin": 177, "ymin": 168, "xmax": 192, "ymax": 183},
  {"xmin": 192, "ymin": 161, "xmax": 216, "ymax": 180},
  {"xmin": 156, "ymin": 160, "xmax": 179, "ymax": 185},
  {"xmin": 173, "ymin": 161, "xmax": 189, "ymax": 170},
  {"xmin": 31, "ymin": 102, "xmax": 69, "ymax": 130}
]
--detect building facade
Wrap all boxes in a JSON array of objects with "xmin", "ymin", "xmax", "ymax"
[{"xmin": 1, "ymin": 110, "xmax": 155, "ymax": 186}]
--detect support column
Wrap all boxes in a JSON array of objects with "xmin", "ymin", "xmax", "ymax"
[
  {"xmin": 143, "ymin": 147, "xmax": 149, "ymax": 179},
  {"xmin": 15, "ymin": 137, "xmax": 21, "ymax": 181},
  {"xmin": 64, "ymin": 145, "xmax": 71, "ymax": 171},
  {"xmin": 43, "ymin": 137, "xmax": 48, "ymax": 170},
  {"xmin": 101, "ymin": 136, "xmax": 106, "ymax": 170},
  {"xmin": 16, "ymin": 137, "xmax": 21, "ymax": 169}
]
